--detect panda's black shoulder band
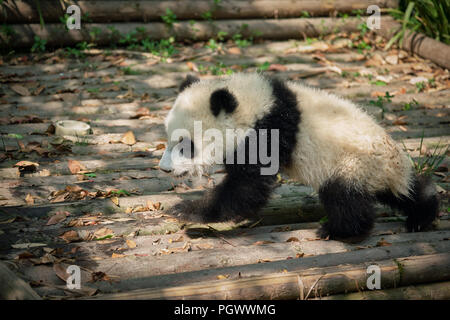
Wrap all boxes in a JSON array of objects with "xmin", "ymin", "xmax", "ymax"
[
  {"xmin": 179, "ymin": 75, "xmax": 200, "ymax": 92},
  {"xmin": 210, "ymin": 88, "xmax": 238, "ymax": 116}
]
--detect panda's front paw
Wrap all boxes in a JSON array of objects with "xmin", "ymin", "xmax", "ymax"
[
  {"xmin": 166, "ymin": 199, "xmax": 208, "ymax": 223},
  {"xmin": 317, "ymin": 223, "xmax": 331, "ymax": 239}
]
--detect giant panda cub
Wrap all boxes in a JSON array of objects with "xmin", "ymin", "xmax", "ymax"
[{"xmin": 159, "ymin": 73, "xmax": 439, "ymax": 239}]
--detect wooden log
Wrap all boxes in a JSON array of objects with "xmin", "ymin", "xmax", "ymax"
[
  {"xmin": 378, "ymin": 19, "xmax": 450, "ymax": 70},
  {"xmin": 1, "ymin": 17, "xmax": 391, "ymax": 48},
  {"xmin": 79, "ymin": 230, "xmax": 450, "ymax": 281},
  {"xmin": 82, "ymin": 240, "xmax": 450, "ymax": 293},
  {"xmin": 0, "ymin": 0, "xmax": 399, "ymax": 23},
  {"xmin": 0, "ymin": 261, "xmax": 42, "ymax": 300},
  {"xmin": 318, "ymin": 281, "xmax": 450, "ymax": 300},
  {"xmin": 88, "ymin": 253, "xmax": 450, "ymax": 299}
]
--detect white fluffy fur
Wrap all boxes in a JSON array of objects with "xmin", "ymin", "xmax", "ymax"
[{"xmin": 163, "ymin": 73, "xmax": 413, "ymax": 196}]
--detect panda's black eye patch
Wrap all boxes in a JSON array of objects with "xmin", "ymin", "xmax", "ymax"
[
  {"xmin": 178, "ymin": 137, "xmax": 195, "ymax": 159},
  {"xmin": 210, "ymin": 88, "xmax": 238, "ymax": 117}
]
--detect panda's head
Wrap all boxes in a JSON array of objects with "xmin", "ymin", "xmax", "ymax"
[{"xmin": 159, "ymin": 73, "xmax": 274, "ymax": 176}]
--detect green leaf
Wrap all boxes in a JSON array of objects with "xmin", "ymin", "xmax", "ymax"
[{"xmin": 8, "ymin": 133, "xmax": 24, "ymax": 139}]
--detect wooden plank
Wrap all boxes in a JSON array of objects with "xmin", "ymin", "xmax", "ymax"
[
  {"xmin": 318, "ymin": 281, "xmax": 450, "ymax": 300},
  {"xmin": 86, "ymin": 241, "xmax": 450, "ymax": 294},
  {"xmin": 0, "ymin": 0, "xmax": 399, "ymax": 23},
  {"xmin": 1, "ymin": 17, "xmax": 388, "ymax": 48},
  {"xmin": 0, "ymin": 261, "xmax": 42, "ymax": 300},
  {"xmin": 87, "ymin": 253, "xmax": 450, "ymax": 299}
]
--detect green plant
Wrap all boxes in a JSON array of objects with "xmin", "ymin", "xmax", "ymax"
[
  {"xmin": 232, "ymin": 33, "xmax": 252, "ymax": 48},
  {"xmin": 357, "ymin": 22, "xmax": 370, "ymax": 37},
  {"xmin": 300, "ymin": 11, "xmax": 311, "ymax": 18},
  {"xmin": 387, "ymin": 0, "xmax": 450, "ymax": 50},
  {"xmin": 370, "ymin": 80, "xmax": 387, "ymax": 86},
  {"xmin": 122, "ymin": 66, "xmax": 141, "ymax": 75},
  {"xmin": 258, "ymin": 61, "xmax": 270, "ymax": 71},
  {"xmin": 31, "ymin": 36, "xmax": 46, "ymax": 52},
  {"xmin": 205, "ymin": 38, "xmax": 220, "ymax": 51},
  {"xmin": 161, "ymin": 8, "xmax": 177, "ymax": 27},
  {"xmin": 119, "ymin": 30, "xmax": 139, "ymax": 49},
  {"xmin": 217, "ymin": 31, "xmax": 228, "ymax": 41},
  {"xmin": 404, "ymin": 133, "xmax": 449, "ymax": 176},
  {"xmin": 355, "ymin": 40, "xmax": 372, "ymax": 53},
  {"xmin": 141, "ymin": 37, "xmax": 177, "ymax": 61},
  {"xmin": 369, "ymin": 92, "xmax": 394, "ymax": 110},
  {"xmin": 403, "ymin": 98, "xmax": 419, "ymax": 110},
  {"xmin": 89, "ymin": 27, "xmax": 101, "ymax": 41},
  {"xmin": 415, "ymin": 81, "xmax": 426, "ymax": 92},
  {"xmin": 201, "ymin": 11, "xmax": 213, "ymax": 21},
  {"xmin": 110, "ymin": 189, "xmax": 131, "ymax": 196}
]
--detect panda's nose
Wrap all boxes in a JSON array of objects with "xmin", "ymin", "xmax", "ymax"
[{"xmin": 159, "ymin": 149, "xmax": 173, "ymax": 172}]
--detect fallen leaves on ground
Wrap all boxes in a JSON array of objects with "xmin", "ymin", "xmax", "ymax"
[
  {"xmin": 126, "ymin": 239, "xmax": 137, "ymax": 248},
  {"xmin": 46, "ymin": 211, "xmax": 70, "ymax": 226},
  {"xmin": 376, "ymin": 238, "xmax": 392, "ymax": 247},
  {"xmin": 68, "ymin": 160, "xmax": 87, "ymax": 174},
  {"xmin": 25, "ymin": 193, "xmax": 34, "ymax": 205},
  {"xmin": 253, "ymin": 240, "xmax": 275, "ymax": 246},
  {"xmin": 119, "ymin": 131, "xmax": 136, "ymax": 145}
]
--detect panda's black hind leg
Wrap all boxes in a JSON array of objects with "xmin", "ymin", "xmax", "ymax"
[{"xmin": 318, "ymin": 178, "xmax": 376, "ymax": 240}]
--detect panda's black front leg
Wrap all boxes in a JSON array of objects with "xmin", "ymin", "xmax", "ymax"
[{"xmin": 168, "ymin": 164, "xmax": 277, "ymax": 223}]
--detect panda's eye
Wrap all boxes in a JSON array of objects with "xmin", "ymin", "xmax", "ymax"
[{"xmin": 178, "ymin": 137, "xmax": 195, "ymax": 159}]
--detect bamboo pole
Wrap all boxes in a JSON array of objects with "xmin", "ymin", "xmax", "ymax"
[
  {"xmin": 318, "ymin": 281, "xmax": 450, "ymax": 300},
  {"xmin": 2, "ymin": 17, "xmax": 378, "ymax": 48},
  {"xmin": 378, "ymin": 19, "xmax": 450, "ymax": 70},
  {"xmin": 89, "ymin": 253, "xmax": 450, "ymax": 300},
  {"xmin": 0, "ymin": 0, "xmax": 399, "ymax": 23}
]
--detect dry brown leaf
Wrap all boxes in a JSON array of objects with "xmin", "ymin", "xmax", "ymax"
[
  {"xmin": 168, "ymin": 235, "xmax": 184, "ymax": 243},
  {"xmin": 60, "ymin": 230, "xmax": 81, "ymax": 243},
  {"xmin": 46, "ymin": 211, "xmax": 70, "ymax": 226},
  {"xmin": 376, "ymin": 239, "xmax": 392, "ymax": 247},
  {"xmin": 34, "ymin": 86, "xmax": 45, "ymax": 96},
  {"xmin": 14, "ymin": 161, "xmax": 39, "ymax": 168},
  {"xmin": 93, "ymin": 227, "xmax": 114, "ymax": 239},
  {"xmin": 186, "ymin": 61, "xmax": 198, "ymax": 71},
  {"xmin": 53, "ymin": 263, "xmax": 70, "ymax": 282},
  {"xmin": 253, "ymin": 240, "xmax": 275, "ymax": 246},
  {"xmin": 25, "ymin": 194, "xmax": 34, "ymax": 205},
  {"xmin": 393, "ymin": 116, "xmax": 408, "ymax": 126},
  {"xmin": 111, "ymin": 253, "xmax": 126, "ymax": 258},
  {"xmin": 228, "ymin": 47, "xmax": 241, "ymax": 55},
  {"xmin": 156, "ymin": 143, "xmax": 165, "ymax": 150},
  {"xmin": 126, "ymin": 239, "xmax": 137, "ymax": 249},
  {"xmin": 120, "ymin": 131, "xmax": 136, "ymax": 145},
  {"xmin": 11, "ymin": 84, "xmax": 30, "ymax": 96},
  {"xmin": 268, "ymin": 64, "xmax": 287, "ymax": 72},
  {"xmin": 67, "ymin": 160, "xmax": 87, "ymax": 174},
  {"xmin": 111, "ymin": 196, "xmax": 119, "ymax": 206},
  {"xmin": 286, "ymin": 237, "xmax": 299, "ymax": 242},
  {"xmin": 371, "ymin": 91, "xmax": 386, "ymax": 97},
  {"xmin": 195, "ymin": 243, "xmax": 214, "ymax": 250}
]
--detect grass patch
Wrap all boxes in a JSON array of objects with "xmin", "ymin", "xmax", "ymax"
[{"xmin": 387, "ymin": 0, "xmax": 449, "ymax": 50}]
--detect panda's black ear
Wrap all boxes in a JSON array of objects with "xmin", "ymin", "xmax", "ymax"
[
  {"xmin": 210, "ymin": 88, "xmax": 238, "ymax": 117},
  {"xmin": 179, "ymin": 75, "xmax": 200, "ymax": 92}
]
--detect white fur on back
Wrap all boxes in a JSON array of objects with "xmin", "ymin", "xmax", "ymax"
[{"xmin": 285, "ymin": 82, "xmax": 412, "ymax": 196}]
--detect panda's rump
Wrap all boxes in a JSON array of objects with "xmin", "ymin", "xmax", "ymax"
[{"xmin": 285, "ymin": 84, "xmax": 412, "ymax": 196}]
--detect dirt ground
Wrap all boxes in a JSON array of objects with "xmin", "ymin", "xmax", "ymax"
[{"xmin": 0, "ymin": 32, "xmax": 449, "ymax": 299}]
